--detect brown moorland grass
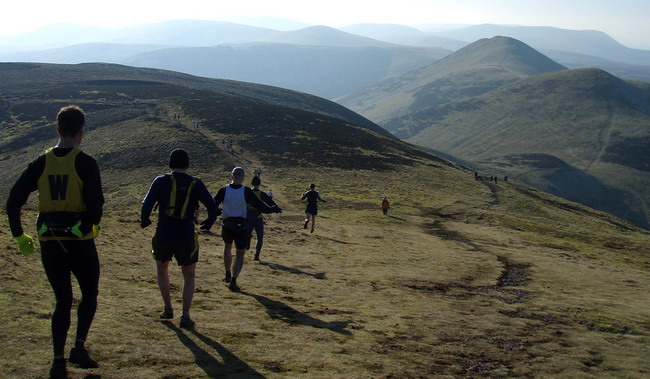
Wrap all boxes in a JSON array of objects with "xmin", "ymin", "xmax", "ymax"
[{"xmin": 2, "ymin": 159, "xmax": 649, "ymax": 378}]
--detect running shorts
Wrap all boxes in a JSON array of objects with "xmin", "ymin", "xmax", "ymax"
[
  {"xmin": 305, "ymin": 204, "xmax": 318, "ymax": 216},
  {"xmin": 222, "ymin": 225, "xmax": 249, "ymax": 250},
  {"xmin": 152, "ymin": 232, "xmax": 199, "ymax": 266}
]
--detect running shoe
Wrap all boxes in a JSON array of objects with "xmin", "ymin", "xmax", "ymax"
[
  {"xmin": 160, "ymin": 308, "xmax": 173, "ymax": 319},
  {"xmin": 228, "ymin": 280, "xmax": 240, "ymax": 292},
  {"xmin": 49, "ymin": 358, "xmax": 67, "ymax": 379},
  {"xmin": 180, "ymin": 315, "xmax": 195, "ymax": 329},
  {"xmin": 304, "ymin": 220, "xmax": 309, "ymax": 229},
  {"xmin": 69, "ymin": 347, "xmax": 98, "ymax": 368}
]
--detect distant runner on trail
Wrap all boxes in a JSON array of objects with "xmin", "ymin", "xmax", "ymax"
[
  {"xmin": 302, "ymin": 183, "xmax": 326, "ymax": 234},
  {"xmin": 247, "ymin": 176, "xmax": 277, "ymax": 261},
  {"xmin": 382, "ymin": 197, "xmax": 390, "ymax": 216},
  {"xmin": 213, "ymin": 167, "xmax": 281, "ymax": 291},
  {"xmin": 6, "ymin": 105, "xmax": 103, "ymax": 379},
  {"xmin": 140, "ymin": 149, "xmax": 219, "ymax": 330}
]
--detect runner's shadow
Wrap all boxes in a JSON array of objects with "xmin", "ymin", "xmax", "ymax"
[
  {"xmin": 388, "ymin": 215, "xmax": 407, "ymax": 221},
  {"xmin": 239, "ymin": 291, "xmax": 352, "ymax": 336},
  {"xmin": 162, "ymin": 321, "xmax": 264, "ymax": 378},
  {"xmin": 259, "ymin": 261, "xmax": 327, "ymax": 279},
  {"xmin": 315, "ymin": 236, "xmax": 357, "ymax": 245}
]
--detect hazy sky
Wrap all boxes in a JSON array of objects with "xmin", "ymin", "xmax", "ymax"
[{"xmin": 3, "ymin": 0, "xmax": 650, "ymax": 49}]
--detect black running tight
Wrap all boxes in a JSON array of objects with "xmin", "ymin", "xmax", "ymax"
[{"xmin": 40, "ymin": 239, "xmax": 100, "ymax": 357}]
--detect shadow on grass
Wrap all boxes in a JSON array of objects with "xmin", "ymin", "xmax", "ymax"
[
  {"xmin": 388, "ymin": 215, "xmax": 407, "ymax": 221},
  {"xmin": 162, "ymin": 321, "xmax": 264, "ymax": 378},
  {"xmin": 258, "ymin": 261, "xmax": 327, "ymax": 279},
  {"xmin": 315, "ymin": 235, "xmax": 357, "ymax": 245},
  {"xmin": 239, "ymin": 291, "xmax": 352, "ymax": 336}
]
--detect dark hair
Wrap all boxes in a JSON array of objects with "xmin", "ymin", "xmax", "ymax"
[
  {"xmin": 232, "ymin": 167, "xmax": 245, "ymax": 178},
  {"xmin": 251, "ymin": 176, "xmax": 261, "ymax": 186},
  {"xmin": 310, "ymin": 183, "xmax": 316, "ymax": 189},
  {"xmin": 57, "ymin": 105, "xmax": 85, "ymax": 138},
  {"xmin": 169, "ymin": 148, "xmax": 190, "ymax": 169}
]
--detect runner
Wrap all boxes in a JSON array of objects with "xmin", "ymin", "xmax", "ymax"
[
  {"xmin": 301, "ymin": 183, "xmax": 326, "ymax": 234},
  {"xmin": 247, "ymin": 176, "xmax": 277, "ymax": 261},
  {"xmin": 140, "ymin": 149, "xmax": 219, "ymax": 329},
  {"xmin": 6, "ymin": 105, "xmax": 103, "ymax": 379},
  {"xmin": 382, "ymin": 197, "xmax": 390, "ymax": 216},
  {"xmin": 213, "ymin": 167, "xmax": 281, "ymax": 291}
]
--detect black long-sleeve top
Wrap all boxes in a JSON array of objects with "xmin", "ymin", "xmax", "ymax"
[
  {"xmin": 6, "ymin": 147, "xmax": 104, "ymax": 237},
  {"xmin": 141, "ymin": 172, "xmax": 218, "ymax": 241}
]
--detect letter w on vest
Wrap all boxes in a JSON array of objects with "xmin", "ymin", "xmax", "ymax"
[{"xmin": 48, "ymin": 175, "xmax": 69, "ymax": 200}]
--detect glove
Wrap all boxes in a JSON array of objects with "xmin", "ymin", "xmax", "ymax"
[
  {"xmin": 272, "ymin": 206, "xmax": 282, "ymax": 214},
  {"xmin": 141, "ymin": 218, "xmax": 152, "ymax": 229},
  {"xmin": 199, "ymin": 219, "xmax": 214, "ymax": 230},
  {"xmin": 15, "ymin": 234, "xmax": 35, "ymax": 256}
]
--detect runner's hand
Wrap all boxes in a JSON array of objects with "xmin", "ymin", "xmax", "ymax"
[
  {"xmin": 272, "ymin": 206, "xmax": 282, "ymax": 214},
  {"xmin": 15, "ymin": 234, "xmax": 35, "ymax": 256},
  {"xmin": 140, "ymin": 218, "xmax": 152, "ymax": 228}
]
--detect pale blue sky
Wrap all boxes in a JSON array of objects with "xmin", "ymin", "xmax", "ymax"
[{"xmin": 3, "ymin": 0, "xmax": 650, "ymax": 48}]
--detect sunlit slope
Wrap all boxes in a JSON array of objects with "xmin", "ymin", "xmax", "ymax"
[
  {"xmin": 388, "ymin": 68, "xmax": 650, "ymax": 228},
  {"xmin": 0, "ymin": 61, "xmax": 429, "ymax": 206}
]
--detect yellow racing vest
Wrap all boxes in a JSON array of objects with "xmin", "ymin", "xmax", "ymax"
[{"xmin": 36, "ymin": 147, "xmax": 94, "ymax": 241}]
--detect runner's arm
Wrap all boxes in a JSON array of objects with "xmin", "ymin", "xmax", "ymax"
[
  {"xmin": 78, "ymin": 155, "xmax": 104, "ymax": 227},
  {"xmin": 196, "ymin": 181, "xmax": 219, "ymax": 224},
  {"xmin": 260, "ymin": 191, "xmax": 276, "ymax": 207},
  {"xmin": 245, "ymin": 187, "xmax": 280, "ymax": 213},
  {"xmin": 213, "ymin": 186, "xmax": 226, "ymax": 207},
  {"xmin": 318, "ymin": 192, "xmax": 327, "ymax": 203},
  {"xmin": 140, "ymin": 177, "xmax": 164, "ymax": 223},
  {"xmin": 6, "ymin": 158, "xmax": 43, "ymax": 237}
]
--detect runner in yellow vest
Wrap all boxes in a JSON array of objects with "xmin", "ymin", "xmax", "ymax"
[{"xmin": 6, "ymin": 106, "xmax": 103, "ymax": 379}]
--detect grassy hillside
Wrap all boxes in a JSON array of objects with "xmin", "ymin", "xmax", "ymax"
[
  {"xmin": 1, "ymin": 63, "xmax": 649, "ymax": 378},
  {"xmin": 387, "ymin": 68, "xmax": 650, "ymax": 228},
  {"xmin": 0, "ymin": 62, "xmax": 387, "ymax": 135},
  {"xmin": 338, "ymin": 36, "xmax": 565, "ymax": 123}
]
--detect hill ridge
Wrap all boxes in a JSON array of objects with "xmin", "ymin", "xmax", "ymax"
[{"xmin": 339, "ymin": 36, "xmax": 565, "ymax": 122}]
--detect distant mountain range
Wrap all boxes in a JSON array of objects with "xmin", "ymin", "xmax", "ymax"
[
  {"xmin": 1, "ymin": 20, "xmax": 648, "ymax": 101},
  {"xmin": 122, "ymin": 43, "xmax": 448, "ymax": 99}
]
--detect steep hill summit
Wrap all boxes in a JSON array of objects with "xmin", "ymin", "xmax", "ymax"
[{"xmin": 339, "ymin": 36, "xmax": 566, "ymax": 123}]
